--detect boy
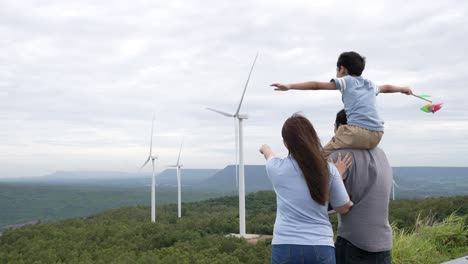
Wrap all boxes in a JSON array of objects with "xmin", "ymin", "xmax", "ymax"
[{"xmin": 271, "ymin": 51, "xmax": 412, "ymax": 158}]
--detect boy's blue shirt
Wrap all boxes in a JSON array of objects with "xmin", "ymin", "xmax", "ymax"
[{"xmin": 331, "ymin": 76, "xmax": 384, "ymax": 132}]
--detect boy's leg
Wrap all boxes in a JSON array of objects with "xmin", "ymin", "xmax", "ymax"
[
  {"xmin": 322, "ymin": 125, "xmax": 383, "ymax": 159},
  {"xmin": 348, "ymin": 125, "xmax": 383, "ymax": 149},
  {"xmin": 322, "ymin": 125, "xmax": 354, "ymax": 159}
]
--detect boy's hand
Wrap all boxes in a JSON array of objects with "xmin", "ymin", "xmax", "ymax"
[
  {"xmin": 271, "ymin": 83, "xmax": 291, "ymax": 91},
  {"xmin": 400, "ymin": 87, "xmax": 413, "ymax": 95}
]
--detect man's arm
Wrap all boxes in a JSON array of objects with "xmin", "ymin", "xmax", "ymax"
[
  {"xmin": 379, "ymin": 84, "xmax": 413, "ymax": 95},
  {"xmin": 271, "ymin": 81, "xmax": 336, "ymax": 91}
]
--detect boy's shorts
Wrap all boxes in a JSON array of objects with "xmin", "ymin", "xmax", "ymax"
[{"xmin": 322, "ymin": 125, "xmax": 383, "ymax": 159}]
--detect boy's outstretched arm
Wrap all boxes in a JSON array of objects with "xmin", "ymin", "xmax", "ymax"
[
  {"xmin": 379, "ymin": 84, "xmax": 413, "ymax": 95},
  {"xmin": 271, "ymin": 81, "xmax": 336, "ymax": 91}
]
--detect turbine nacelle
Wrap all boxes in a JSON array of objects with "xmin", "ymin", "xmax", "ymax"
[
  {"xmin": 237, "ymin": 114, "xmax": 248, "ymax": 119},
  {"xmin": 139, "ymin": 155, "xmax": 159, "ymax": 171},
  {"xmin": 206, "ymin": 108, "xmax": 249, "ymax": 120}
]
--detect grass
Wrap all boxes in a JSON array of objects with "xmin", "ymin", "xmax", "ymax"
[{"xmin": 392, "ymin": 213, "xmax": 468, "ymax": 264}]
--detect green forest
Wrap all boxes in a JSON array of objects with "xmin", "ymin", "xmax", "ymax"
[
  {"xmin": 0, "ymin": 191, "xmax": 467, "ymax": 264},
  {"xmin": 0, "ymin": 183, "xmax": 233, "ymax": 227}
]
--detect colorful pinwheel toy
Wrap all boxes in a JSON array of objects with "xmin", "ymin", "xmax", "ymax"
[
  {"xmin": 412, "ymin": 94, "xmax": 443, "ymax": 114},
  {"xmin": 420, "ymin": 103, "xmax": 443, "ymax": 113}
]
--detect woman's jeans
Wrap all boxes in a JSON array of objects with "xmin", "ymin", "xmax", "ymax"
[{"xmin": 272, "ymin": 244, "xmax": 336, "ymax": 264}]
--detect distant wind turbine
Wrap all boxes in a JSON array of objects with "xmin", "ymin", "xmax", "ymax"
[
  {"xmin": 207, "ymin": 53, "xmax": 259, "ymax": 237},
  {"xmin": 140, "ymin": 115, "xmax": 159, "ymax": 223},
  {"xmin": 392, "ymin": 179, "xmax": 398, "ymax": 201},
  {"xmin": 168, "ymin": 137, "xmax": 184, "ymax": 218}
]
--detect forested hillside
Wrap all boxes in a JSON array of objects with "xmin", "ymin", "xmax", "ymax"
[
  {"xmin": 0, "ymin": 183, "xmax": 233, "ymax": 227},
  {"xmin": 0, "ymin": 192, "xmax": 466, "ymax": 263}
]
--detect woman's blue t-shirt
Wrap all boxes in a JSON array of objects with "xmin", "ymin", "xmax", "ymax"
[{"xmin": 266, "ymin": 156, "xmax": 350, "ymax": 246}]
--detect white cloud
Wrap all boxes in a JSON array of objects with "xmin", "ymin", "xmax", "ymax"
[{"xmin": 1, "ymin": 0, "xmax": 468, "ymax": 177}]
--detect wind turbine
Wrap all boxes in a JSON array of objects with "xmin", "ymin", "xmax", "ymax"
[
  {"xmin": 168, "ymin": 137, "xmax": 184, "ymax": 218},
  {"xmin": 140, "ymin": 115, "xmax": 159, "ymax": 223},
  {"xmin": 207, "ymin": 53, "xmax": 258, "ymax": 237},
  {"xmin": 392, "ymin": 179, "xmax": 398, "ymax": 201}
]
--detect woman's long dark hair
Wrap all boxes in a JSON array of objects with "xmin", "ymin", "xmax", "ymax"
[{"xmin": 282, "ymin": 113, "xmax": 329, "ymax": 205}]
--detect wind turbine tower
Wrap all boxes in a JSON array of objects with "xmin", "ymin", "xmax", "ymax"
[
  {"xmin": 207, "ymin": 53, "xmax": 258, "ymax": 236},
  {"xmin": 169, "ymin": 138, "xmax": 184, "ymax": 218},
  {"xmin": 392, "ymin": 179, "xmax": 398, "ymax": 201},
  {"xmin": 140, "ymin": 115, "xmax": 159, "ymax": 223}
]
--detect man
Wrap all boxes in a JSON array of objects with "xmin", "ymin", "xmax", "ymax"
[{"xmin": 330, "ymin": 109, "xmax": 393, "ymax": 264}]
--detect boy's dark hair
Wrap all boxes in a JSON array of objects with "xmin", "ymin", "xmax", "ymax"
[
  {"xmin": 337, "ymin": 51, "xmax": 366, "ymax": 76},
  {"xmin": 335, "ymin": 109, "xmax": 347, "ymax": 129}
]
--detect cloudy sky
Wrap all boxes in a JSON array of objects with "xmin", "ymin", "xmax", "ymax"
[{"xmin": 1, "ymin": 0, "xmax": 467, "ymax": 178}]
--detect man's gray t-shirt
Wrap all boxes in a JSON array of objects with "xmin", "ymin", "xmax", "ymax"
[{"xmin": 330, "ymin": 148, "xmax": 393, "ymax": 252}]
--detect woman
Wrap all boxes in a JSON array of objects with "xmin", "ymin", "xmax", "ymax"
[{"xmin": 259, "ymin": 113, "xmax": 353, "ymax": 264}]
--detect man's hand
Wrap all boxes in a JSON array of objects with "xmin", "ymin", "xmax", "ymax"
[
  {"xmin": 329, "ymin": 152, "xmax": 352, "ymax": 178},
  {"xmin": 271, "ymin": 83, "xmax": 291, "ymax": 91}
]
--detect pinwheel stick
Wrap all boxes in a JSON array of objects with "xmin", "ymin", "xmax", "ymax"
[{"xmin": 412, "ymin": 94, "xmax": 432, "ymax": 103}]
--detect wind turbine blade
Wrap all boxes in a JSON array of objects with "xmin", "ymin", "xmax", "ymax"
[
  {"xmin": 149, "ymin": 114, "xmax": 155, "ymax": 156},
  {"xmin": 234, "ymin": 118, "xmax": 239, "ymax": 187},
  {"xmin": 206, "ymin": 107, "xmax": 233, "ymax": 117},
  {"xmin": 235, "ymin": 52, "xmax": 259, "ymax": 116},
  {"xmin": 139, "ymin": 157, "xmax": 150, "ymax": 171},
  {"xmin": 176, "ymin": 137, "xmax": 184, "ymax": 166}
]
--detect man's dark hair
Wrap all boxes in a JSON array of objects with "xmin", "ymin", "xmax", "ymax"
[
  {"xmin": 337, "ymin": 51, "xmax": 366, "ymax": 76},
  {"xmin": 335, "ymin": 109, "xmax": 347, "ymax": 128}
]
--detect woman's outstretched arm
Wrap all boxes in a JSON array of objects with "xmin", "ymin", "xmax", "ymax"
[{"xmin": 259, "ymin": 144, "xmax": 275, "ymax": 160}]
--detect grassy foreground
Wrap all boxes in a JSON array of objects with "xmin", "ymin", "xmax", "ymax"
[{"xmin": 392, "ymin": 214, "xmax": 467, "ymax": 264}]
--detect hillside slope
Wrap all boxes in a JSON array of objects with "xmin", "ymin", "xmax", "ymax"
[{"xmin": 0, "ymin": 192, "xmax": 467, "ymax": 263}]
